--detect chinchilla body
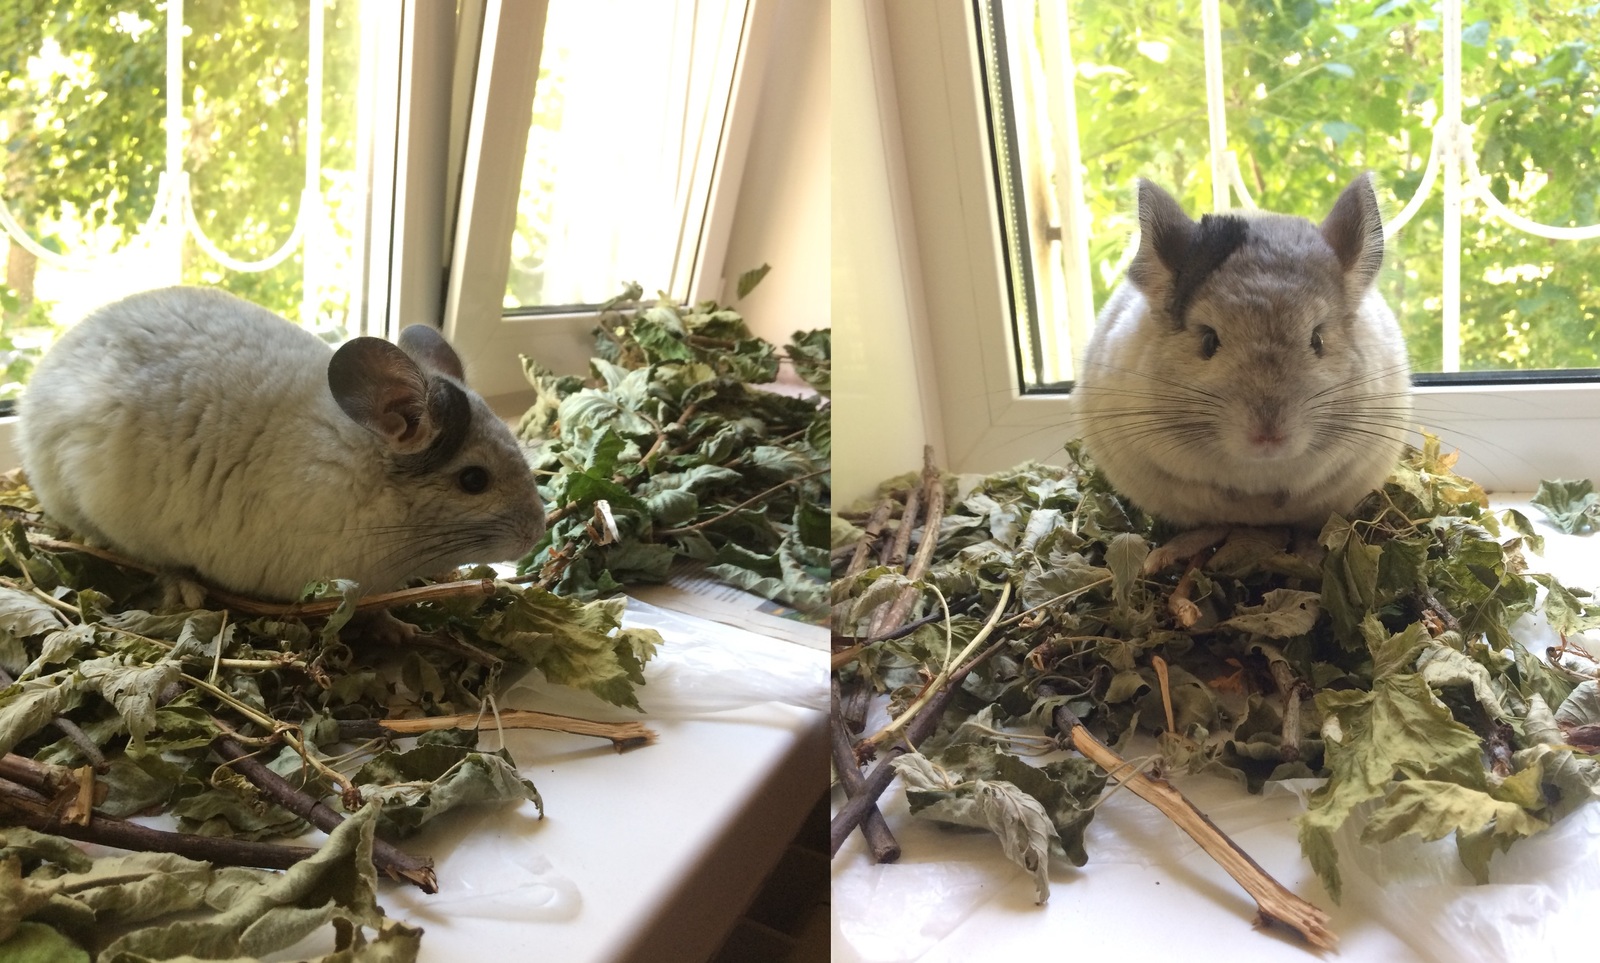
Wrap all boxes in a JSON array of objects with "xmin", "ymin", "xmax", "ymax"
[{"xmin": 19, "ymin": 286, "xmax": 545, "ymax": 599}]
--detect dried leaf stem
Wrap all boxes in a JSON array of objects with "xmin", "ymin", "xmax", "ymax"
[
  {"xmin": 211, "ymin": 735, "xmax": 438, "ymax": 893},
  {"xmin": 1050, "ymin": 704, "xmax": 1337, "ymax": 950},
  {"xmin": 863, "ymin": 582, "xmax": 1013, "ymax": 749},
  {"xmin": 337, "ymin": 710, "xmax": 656, "ymax": 752}
]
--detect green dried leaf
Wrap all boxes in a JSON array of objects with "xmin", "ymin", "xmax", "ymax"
[
  {"xmin": 1530, "ymin": 478, "xmax": 1600, "ymax": 534},
  {"xmin": 1361, "ymin": 779, "xmax": 1546, "ymax": 846},
  {"xmin": 77, "ymin": 655, "xmax": 181, "ymax": 753},
  {"xmin": 0, "ymin": 587, "xmax": 70, "ymax": 674},
  {"xmin": 893, "ymin": 752, "xmax": 1059, "ymax": 903},
  {"xmin": 1104, "ymin": 533, "xmax": 1148, "ymax": 609},
  {"xmin": 355, "ymin": 743, "xmax": 542, "ymax": 837},
  {"xmin": 735, "ymin": 263, "xmax": 771, "ymax": 299},
  {"xmin": 1217, "ymin": 589, "xmax": 1321, "ymax": 638},
  {"xmin": 0, "ymin": 672, "xmax": 82, "ymax": 758}
]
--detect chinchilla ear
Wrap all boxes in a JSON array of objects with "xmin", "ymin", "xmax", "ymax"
[
  {"xmin": 1127, "ymin": 179, "xmax": 1197, "ymax": 297},
  {"xmin": 328, "ymin": 337, "xmax": 441, "ymax": 454},
  {"xmin": 1320, "ymin": 172, "xmax": 1386, "ymax": 297},
  {"xmin": 398, "ymin": 324, "xmax": 467, "ymax": 382}
]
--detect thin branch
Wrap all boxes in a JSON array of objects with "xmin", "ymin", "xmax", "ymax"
[
  {"xmin": 211, "ymin": 735, "xmax": 437, "ymax": 892},
  {"xmin": 0, "ymin": 775, "xmax": 320, "ymax": 871},
  {"xmin": 1050, "ymin": 704, "xmax": 1336, "ymax": 950},
  {"xmin": 843, "ymin": 497, "xmax": 895, "ymax": 577},
  {"xmin": 830, "ymin": 679, "xmax": 899, "ymax": 862},
  {"xmin": 869, "ymin": 448, "xmax": 946, "ymax": 638},
  {"xmin": 206, "ymin": 579, "xmax": 498, "ymax": 617},
  {"xmin": 22, "ymin": 534, "xmax": 498, "ymax": 618}
]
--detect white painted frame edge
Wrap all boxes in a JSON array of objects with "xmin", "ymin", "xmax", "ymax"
[
  {"xmin": 444, "ymin": 0, "xmax": 776, "ymax": 399},
  {"xmin": 878, "ymin": 0, "xmax": 1600, "ymax": 493}
]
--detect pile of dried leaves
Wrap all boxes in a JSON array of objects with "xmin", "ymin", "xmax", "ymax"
[
  {"xmin": 831, "ymin": 438, "xmax": 1600, "ymax": 920},
  {"xmin": 0, "ymin": 495, "xmax": 661, "ymax": 961},
  {"xmin": 515, "ymin": 271, "xmax": 831, "ymax": 617},
  {"xmin": 0, "ymin": 278, "xmax": 830, "ymax": 961}
]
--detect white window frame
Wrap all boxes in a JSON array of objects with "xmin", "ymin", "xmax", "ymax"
[
  {"xmin": 0, "ymin": 0, "xmax": 777, "ymax": 465},
  {"xmin": 441, "ymin": 0, "xmax": 779, "ymax": 401},
  {"xmin": 872, "ymin": 0, "xmax": 1600, "ymax": 492}
]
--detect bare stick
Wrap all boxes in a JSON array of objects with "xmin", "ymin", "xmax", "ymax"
[
  {"xmin": 1051, "ymin": 705, "xmax": 1336, "ymax": 950},
  {"xmin": 878, "ymin": 486, "xmax": 919, "ymax": 570},
  {"xmin": 337, "ymin": 710, "xmax": 656, "ymax": 752},
  {"xmin": 843, "ymin": 497, "xmax": 895, "ymax": 577},
  {"xmin": 211, "ymin": 736, "xmax": 438, "ymax": 893},
  {"xmin": 870, "ymin": 448, "xmax": 946, "ymax": 638},
  {"xmin": 830, "ymin": 679, "xmax": 899, "ymax": 862},
  {"xmin": 0, "ymin": 776, "xmax": 318, "ymax": 871}
]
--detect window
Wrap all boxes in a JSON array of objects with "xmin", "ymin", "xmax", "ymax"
[
  {"xmin": 0, "ymin": 0, "xmax": 371, "ymax": 407},
  {"xmin": 441, "ymin": 0, "xmax": 770, "ymax": 400},
  {"xmin": 0, "ymin": 0, "xmax": 772, "ymax": 453},
  {"xmin": 982, "ymin": 0, "xmax": 1600, "ymax": 389},
  {"xmin": 871, "ymin": 0, "xmax": 1600, "ymax": 489},
  {"xmin": 505, "ymin": 0, "xmax": 750, "ymax": 310}
]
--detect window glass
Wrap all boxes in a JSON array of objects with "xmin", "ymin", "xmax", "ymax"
[
  {"xmin": 983, "ymin": 0, "xmax": 1600, "ymax": 388},
  {"xmin": 504, "ymin": 0, "xmax": 748, "ymax": 311},
  {"xmin": 0, "ymin": 0, "xmax": 368, "ymax": 404}
]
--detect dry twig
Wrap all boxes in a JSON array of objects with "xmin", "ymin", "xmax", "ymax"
[{"xmin": 1050, "ymin": 703, "xmax": 1337, "ymax": 950}]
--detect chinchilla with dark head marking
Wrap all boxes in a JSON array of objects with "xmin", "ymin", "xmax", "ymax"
[
  {"xmin": 1070, "ymin": 173, "xmax": 1412, "ymax": 527},
  {"xmin": 18, "ymin": 286, "xmax": 546, "ymax": 600}
]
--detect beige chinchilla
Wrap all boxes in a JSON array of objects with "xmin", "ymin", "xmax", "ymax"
[
  {"xmin": 18, "ymin": 286, "xmax": 546, "ymax": 600},
  {"xmin": 1071, "ymin": 173, "xmax": 1412, "ymax": 527}
]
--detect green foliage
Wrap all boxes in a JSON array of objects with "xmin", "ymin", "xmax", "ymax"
[
  {"xmin": 517, "ymin": 288, "xmax": 831, "ymax": 614},
  {"xmin": 1063, "ymin": 0, "xmax": 1600, "ymax": 371},
  {"xmin": 1531, "ymin": 478, "xmax": 1600, "ymax": 534},
  {"xmin": 0, "ymin": 806, "xmax": 422, "ymax": 962},
  {"xmin": 1, "ymin": 0, "xmax": 364, "ymax": 402},
  {"xmin": 835, "ymin": 438, "xmax": 1600, "ymax": 903}
]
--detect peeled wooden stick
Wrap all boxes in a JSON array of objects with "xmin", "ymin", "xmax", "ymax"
[
  {"xmin": 1051, "ymin": 704, "xmax": 1336, "ymax": 950},
  {"xmin": 337, "ymin": 710, "xmax": 656, "ymax": 752}
]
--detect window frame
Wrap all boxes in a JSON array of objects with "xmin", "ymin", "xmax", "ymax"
[
  {"xmin": 874, "ymin": 0, "xmax": 1600, "ymax": 492},
  {"xmin": 0, "ymin": 0, "xmax": 778, "ymax": 468},
  {"xmin": 440, "ymin": 0, "xmax": 779, "ymax": 401}
]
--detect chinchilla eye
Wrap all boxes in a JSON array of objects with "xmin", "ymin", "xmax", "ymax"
[
  {"xmin": 458, "ymin": 466, "xmax": 490, "ymax": 494},
  {"xmin": 1310, "ymin": 326, "xmax": 1325, "ymax": 357},
  {"xmin": 1198, "ymin": 326, "xmax": 1221, "ymax": 359}
]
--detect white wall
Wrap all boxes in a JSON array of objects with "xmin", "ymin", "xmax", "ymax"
[
  {"xmin": 720, "ymin": 0, "xmax": 831, "ymax": 350},
  {"xmin": 831, "ymin": 0, "xmax": 942, "ymax": 506}
]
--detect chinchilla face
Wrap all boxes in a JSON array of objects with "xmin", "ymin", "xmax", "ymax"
[
  {"xmin": 1155, "ymin": 212, "xmax": 1378, "ymax": 470},
  {"xmin": 374, "ymin": 385, "xmax": 548, "ymax": 583},
  {"xmin": 1073, "ymin": 174, "xmax": 1413, "ymax": 526}
]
